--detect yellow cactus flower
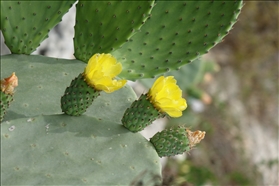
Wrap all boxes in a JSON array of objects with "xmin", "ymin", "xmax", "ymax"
[
  {"xmin": 148, "ymin": 76, "xmax": 187, "ymax": 117},
  {"xmin": 84, "ymin": 53, "xmax": 127, "ymax": 93}
]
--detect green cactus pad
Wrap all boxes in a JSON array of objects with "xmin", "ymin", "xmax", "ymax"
[
  {"xmin": 0, "ymin": 54, "xmax": 137, "ymax": 122},
  {"xmin": 0, "ymin": 90, "xmax": 13, "ymax": 122},
  {"xmin": 1, "ymin": 114, "xmax": 161, "ymax": 185},
  {"xmin": 0, "ymin": 1, "xmax": 75, "ymax": 54},
  {"xmin": 150, "ymin": 126, "xmax": 191, "ymax": 157},
  {"xmin": 74, "ymin": 0, "xmax": 155, "ymax": 62},
  {"xmin": 112, "ymin": 1, "xmax": 242, "ymax": 80},
  {"xmin": 122, "ymin": 94, "xmax": 165, "ymax": 132},
  {"xmin": 61, "ymin": 73, "xmax": 100, "ymax": 116}
]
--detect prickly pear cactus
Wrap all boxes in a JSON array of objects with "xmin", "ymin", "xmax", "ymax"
[
  {"xmin": 0, "ymin": 55, "xmax": 160, "ymax": 185},
  {"xmin": 0, "ymin": 0, "xmax": 243, "ymax": 185},
  {"xmin": 1, "ymin": 115, "xmax": 161, "ymax": 185}
]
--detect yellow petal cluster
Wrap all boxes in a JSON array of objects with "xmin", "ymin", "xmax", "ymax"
[
  {"xmin": 148, "ymin": 76, "xmax": 187, "ymax": 117},
  {"xmin": 84, "ymin": 53, "xmax": 127, "ymax": 93}
]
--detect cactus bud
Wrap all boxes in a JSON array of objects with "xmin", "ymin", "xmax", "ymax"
[
  {"xmin": 150, "ymin": 126, "xmax": 205, "ymax": 157},
  {"xmin": 61, "ymin": 73, "xmax": 100, "ymax": 116},
  {"xmin": 121, "ymin": 94, "xmax": 166, "ymax": 132}
]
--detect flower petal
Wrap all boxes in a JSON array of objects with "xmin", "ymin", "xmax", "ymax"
[
  {"xmin": 95, "ymin": 78, "xmax": 127, "ymax": 93},
  {"xmin": 149, "ymin": 76, "xmax": 165, "ymax": 97},
  {"xmin": 148, "ymin": 76, "xmax": 187, "ymax": 117}
]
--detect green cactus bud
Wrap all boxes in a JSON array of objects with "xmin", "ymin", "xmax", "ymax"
[
  {"xmin": 61, "ymin": 73, "xmax": 101, "ymax": 116},
  {"xmin": 122, "ymin": 94, "xmax": 165, "ymax": 132},
  {"xmin": 150, "ymin": 126, "xmax": 205, "ymax": 157},
  {"xmin": 0, "ymin": 72, "xmax": 18, "ymax": 122}
]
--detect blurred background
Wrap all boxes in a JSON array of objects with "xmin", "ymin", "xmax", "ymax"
[{"xmin": 1, "ymin": 1, "xmax": 278, "ymax": 185}]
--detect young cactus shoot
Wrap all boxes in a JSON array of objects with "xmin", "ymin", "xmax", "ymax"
[
  {"xmin": 122, "ymin": 76, "xmax": 187, "ymax": 132},
  {"xmin": 61, "ymin": 53, "xmax": 127, "ymax": 116},
  {"xmin": 150, "ymin": 126, "xmax": 206, "ymax": 157}
]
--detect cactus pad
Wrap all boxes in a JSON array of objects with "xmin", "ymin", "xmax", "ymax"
[
  {"xmin": 61, "ymin": 73, "xmax": 101, "ymax": 116},
  {"xmin": 74, "ymin": 0, "xmax": 155, "ymax": 62},
  {"xmin": 0, "ymin": 1, "xmax": 75, "ymax": 54},
  {"xmin": 112, "ymin": 1, "xmax": 242, "ymax": 80},
  {"xmin": 122, "ymin": 94, "xmax": 165, "ymax": 132},
  {"xmin": 1, "ymin": 114, "xmax": 161, "ymax": 185}
]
